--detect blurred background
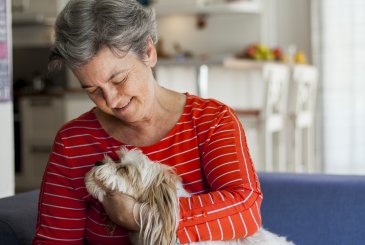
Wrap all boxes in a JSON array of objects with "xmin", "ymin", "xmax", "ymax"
[{"xmin": 1, "ymin": 0, "xmax": 365, "ymax": 197}]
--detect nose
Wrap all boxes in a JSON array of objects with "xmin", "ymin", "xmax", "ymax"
[
  {"xmin": 95, "ymin": 161, "xmax": 104, "ymax": 166},
  {"xmin": 103, "ymin": 86, "xmax": 120, "ymax": 108}
]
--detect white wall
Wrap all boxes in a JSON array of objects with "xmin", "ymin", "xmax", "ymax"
[
  {"xmin": 157, "ymin": 0, "xmax": 312, "ymax": 62},
  {"xmin": 0, "ymin": 0, "xmax": 15, "ymax": 198},
  {"xmin": 157, "ymin": 14, "xmax": 261, "ymax": 57},
  {"xmin": 0, "ymin": 102, "xmax": 15, "ymax": 198},
  {"xmin": 258, "ymin": 0, "xmax": 312, "ymax": 62},
  {"xmin": 273, "ymin": 0, "xmax": 312, "ymax": 62}
]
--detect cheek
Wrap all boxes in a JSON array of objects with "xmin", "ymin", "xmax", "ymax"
[
  {"xmin": 87, "ymin": 92, "xmax": 102, "ymax": 105},
  {"xmin": 128, "ymin": 68, "xmax": 154, "ymax": 95},
  {"xmin": 87, "ymin": 92, "xmax": 112, "ymax": 112}
]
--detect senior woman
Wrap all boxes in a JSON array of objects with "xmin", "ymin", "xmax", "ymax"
[{"xmin": 33, "ymin": 0, "xmax": 262, "ymax": 244}]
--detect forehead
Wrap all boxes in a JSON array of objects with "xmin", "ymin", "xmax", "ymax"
[{"xmin": 73, "ymin": 47, "xmax": 136, "ymax": 84}]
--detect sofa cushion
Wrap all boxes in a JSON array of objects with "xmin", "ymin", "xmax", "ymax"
[
  {"xmin": 259, "ymin": 172, "xmax": 365, "ymax": 245},
  {"xmin": 0, "ymin": 189, "xmax": 39, "ymax": 245}
]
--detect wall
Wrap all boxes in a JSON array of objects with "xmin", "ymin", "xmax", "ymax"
[
  {"xmin": 157, "ymin": 14, "xmax": 261, "ymax": 57},
  {"xmin": 0, "ymin": 0, "xmax": 14, "ymax": 198},
  {"xmin": 269, "ymin": 0, "xmax": 312, "ymax": 62},
  {"xmin": 0, "ymin": 102, "xmax": 15, "ymax": 198},
  {"xmin": 260, "ymin": 0, "xmax": 312, "ymax": 62},
  {"xmin": 157, "ymin": 0, "xmax": 312, "ymax": 62}
]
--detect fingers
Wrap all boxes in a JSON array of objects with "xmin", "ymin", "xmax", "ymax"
[
  {"xmin": 100, "ymin": 191, "xmax": 141, "ymax": 231},
  {"xmin": 93, "ymin": 177, "xmax": 116, "ymax": 195},
  {"xmin": 102, "ymin": 189, "xmax": 136, "ymax": 205}
]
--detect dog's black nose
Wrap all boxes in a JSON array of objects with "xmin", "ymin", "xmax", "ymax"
[{"xmin": 95, "ymin": 161, "xmax": 104, "ymax": 166}]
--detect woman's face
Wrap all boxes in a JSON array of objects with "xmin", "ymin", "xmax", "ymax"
[{"xmin": 73, "ymin": 44, "xmax": 157, "ymax": 123}]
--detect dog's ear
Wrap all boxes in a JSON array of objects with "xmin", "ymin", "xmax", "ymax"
[
  {"xmin": 140, "ymin": 167, "xmax": 180, "ymax": 245},
  {"xmin": 118, "ymin": 147, "xmax": 147, "ymax": 165},
  {"xmin": 103, "ymin": 155, "xmax": 115, "ymax": 164},
  {"xmin": 116, "ymin": 146, "xmax": 129, "ymax": 160}
]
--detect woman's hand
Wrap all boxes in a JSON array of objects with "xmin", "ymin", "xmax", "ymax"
[{"xmin": 101, "ymin": 191, "xmax": 141, "ymax": 231}]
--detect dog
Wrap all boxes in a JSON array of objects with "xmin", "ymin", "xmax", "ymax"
[{"xmin": 85, "ymin": 147, "xmax": 295, "ymax": 245}]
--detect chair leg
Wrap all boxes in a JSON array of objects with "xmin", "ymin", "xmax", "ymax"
[
  {"xmin": 306, "ymin": 126, "xmax": 315, "ymax": 173},
  {"xmin": 265, "ymin": 131, "xmax": 274, "ymax": 171},
  {"xmin": 294, "ymin": 128, "xmax": 303, "ymax": 172},
  {"xmin": 278, "ymin": 131, "xmax": 287, "ymax": 172}
]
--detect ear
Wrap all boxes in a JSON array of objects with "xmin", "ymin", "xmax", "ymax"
[{"xmin": 145, "ymin": 37, "xmax": 157, "ymax": 68}]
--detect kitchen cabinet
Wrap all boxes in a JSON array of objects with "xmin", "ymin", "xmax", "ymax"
[{"xmin": 16, "ymin": 93, "xmax": 94, "ymax": 191}]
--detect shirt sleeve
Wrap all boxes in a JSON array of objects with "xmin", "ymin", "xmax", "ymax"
[
  {"xmin": 176, "ymin": 106, "xmax": 263, "ymax": 243},
  {"xmin": 33, "ymin": 133, "xmax": 87, "ymax": 245}
]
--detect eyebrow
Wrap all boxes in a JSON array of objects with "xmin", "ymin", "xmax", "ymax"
[{"xmin": 81, "ymin": 70, "xmax": 128, "ymax": 88}]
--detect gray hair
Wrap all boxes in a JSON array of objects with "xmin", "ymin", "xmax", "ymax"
[{"xmin": 49, "ymin": 0, "xmax": 157, "ymax": 70}]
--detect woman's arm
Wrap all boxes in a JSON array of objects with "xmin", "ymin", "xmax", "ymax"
[
  {"xmin": 33, "ymin": 134, "xmax": 87, "ymax": 245},
  {"xmin": 177, "ymin": 106, "xmax": 262, "ymax": 243}
]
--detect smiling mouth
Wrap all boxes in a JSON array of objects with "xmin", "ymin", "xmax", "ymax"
[{"xmin": 114, "ymin": 97, "xmax": 133, "ymax": 111}]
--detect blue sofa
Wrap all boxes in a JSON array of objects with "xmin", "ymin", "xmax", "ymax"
[{"xmin": 1, "ymin": 173, "xmax": 365, "ymax": 245}]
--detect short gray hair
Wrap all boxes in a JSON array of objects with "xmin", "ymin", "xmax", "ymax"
[{"xmin": 49, "ymin": 0, "xmax": 157, "ymax": 70}]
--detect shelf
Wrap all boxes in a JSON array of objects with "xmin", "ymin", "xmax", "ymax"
[
  {"xmin": 157, "ymin": 56, "xmax": 223, "ymax": 66},
  {"xmin": 157, "ymin": 56, "xmax": 273, "ymax": 70},
  {"xmin": 151, "ymin": 0, "xmax": 261, "ymax": 16}
]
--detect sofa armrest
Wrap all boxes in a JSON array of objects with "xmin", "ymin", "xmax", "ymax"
[{"xmin": 0, "ymin": 189, "xmax": 39, "ymax": 245}]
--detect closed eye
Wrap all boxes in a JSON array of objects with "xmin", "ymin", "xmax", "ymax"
[
  {"xmin": 112, "ymin": 75, "xmax": 128, "ymax": 86},
  {"xmin": 84, "ymin": 87, "xmax": 99, "ymax": 94}
]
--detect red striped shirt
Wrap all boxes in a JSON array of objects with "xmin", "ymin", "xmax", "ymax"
[{"xmin": 33, "ymin": 93, "xmax": 262, "ymax": 244}]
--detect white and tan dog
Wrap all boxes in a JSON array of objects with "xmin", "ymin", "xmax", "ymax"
[{"xmin": 85, "ymin": 147, "xmax": 294, "ymax": 245}]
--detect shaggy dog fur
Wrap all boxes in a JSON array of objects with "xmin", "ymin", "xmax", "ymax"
[{"xmin": 85, "ymin": 147, "xmax": 294, "ymax": 245}]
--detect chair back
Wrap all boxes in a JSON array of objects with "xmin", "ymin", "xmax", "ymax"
[
  {"xmin": 262, "ymin": 63, "xmax": 290, "ymax": 131},
  {"xmin": 291, "ymin": 65, "xmax": 318, "ymax": 128},
  {"xmin": 289, "ymin": 65, "xmax": 319, "ymax": 172}
]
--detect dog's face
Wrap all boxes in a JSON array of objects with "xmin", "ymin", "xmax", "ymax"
[
  {"xmin": 85, "ymin": 147, "xmax": 181, "ymax": 245},
  {"xmin": 85, "ymin": 147, "xmax": 160, "ymax": 202}
]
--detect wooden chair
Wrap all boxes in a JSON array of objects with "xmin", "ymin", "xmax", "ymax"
[{"xmin": 288, "ymin": 65, "xmax": 318, "ymax": 172}]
